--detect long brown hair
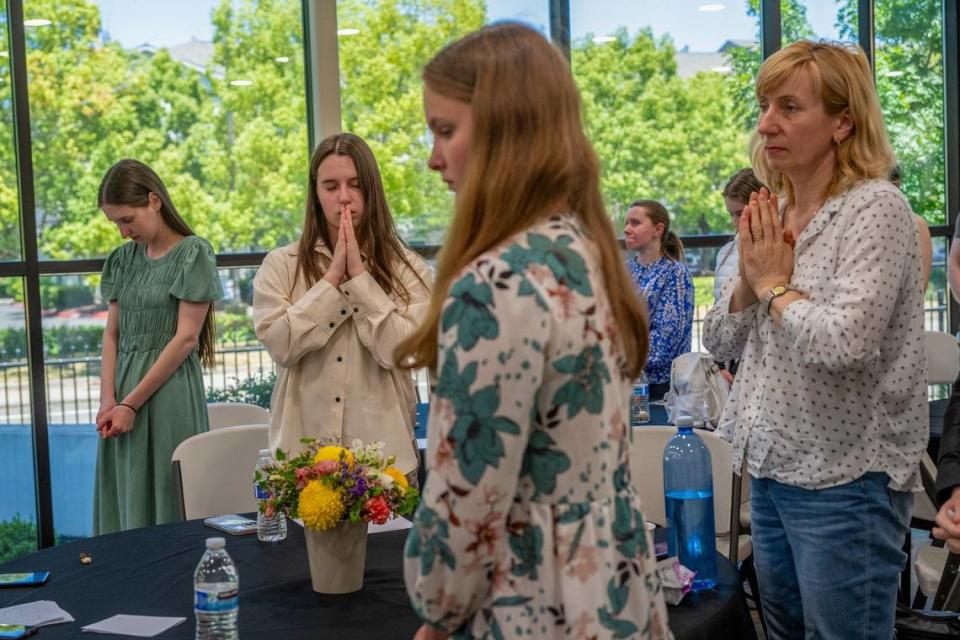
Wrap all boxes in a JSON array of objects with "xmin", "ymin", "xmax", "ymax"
[
  {"xmin": 98, "ymin": 159, "xmax": 217, "ymax": 368},
  {"xmin": 396, "ymin": 23, "xmax": 648, "ymax": 377},
  {"xmin": 297, "ymin": 133, "xmax": 422, "ymax": 304},
  {"xmin": 751, "ymin": 41, "xmax": 894, "ymax": 204},
  {"xmin": 630, "ymin": 199, "xmax": 683, "ymax": 262}
]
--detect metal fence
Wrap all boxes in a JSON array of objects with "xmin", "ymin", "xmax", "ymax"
[{"xmin": 0, "ymin": 299, "xmax": 952, "ymax": 426}]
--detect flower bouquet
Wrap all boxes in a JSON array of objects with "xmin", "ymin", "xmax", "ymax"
[{"xmin": 255, "ymin": 438, "xmax": 419, "ymax": 593}]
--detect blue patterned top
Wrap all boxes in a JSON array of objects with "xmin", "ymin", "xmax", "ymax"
[{"xmin": 625, "ymin": 256, "xmax": 694, "ymax": 384}]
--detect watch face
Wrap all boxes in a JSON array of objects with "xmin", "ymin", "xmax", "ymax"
[{"xmin": 771, "ymin": 285, "xmax": 787, "ymax": 295}]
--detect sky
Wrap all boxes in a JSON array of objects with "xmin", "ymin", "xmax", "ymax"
[{"xmin": 85, "ymin": 0, "xmax": 846, "ymax": 53}]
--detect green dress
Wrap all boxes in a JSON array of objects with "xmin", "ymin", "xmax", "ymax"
[{"xmin": 94, "ymin": 236, "xmax": 223, "ymax": 534}]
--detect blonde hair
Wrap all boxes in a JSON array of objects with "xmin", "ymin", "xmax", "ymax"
[
  {"xmin": 750, "ymin": 40, "xmax": 895, "ymax": 204},
  {"xmin": 396, "ymin": 23, "xmax": 648, "ymax": 377}
]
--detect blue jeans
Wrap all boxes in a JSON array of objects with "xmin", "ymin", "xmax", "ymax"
[{"xmin": 750, "ymin": 473, "xmax": 912, "ymax": 640}]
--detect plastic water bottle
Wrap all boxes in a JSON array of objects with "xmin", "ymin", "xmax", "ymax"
[
  {"xmin": 663, "ymin": 417, "xmax": 718, "ymax": 592},
  {"xmin": 255, "ymin": 449, "xmax": 286, "ymax": 542},
  {"xmin": 631, "ymin": 371, "xmax": 650, "ymax": 425},
  {"xmin": 194, "ymin": 537, "xmax": 239, "ymax": 640}
]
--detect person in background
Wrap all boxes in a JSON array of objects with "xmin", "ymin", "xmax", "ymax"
[
  {"xmin": 935, "ymin": 181, "xmax": 960, "ymax": 553},
  {"xmin": 624, "ymin": 200, "xmax": 694, "ymax": 400},
  {"xmin": 713, "ymin": 169, "xmax": 767, "ymax": 302},
  {"xmin": 713, "ymin": 169, "xmax": 767, "ymax": 384},
  {"xmin": 252, "ymin": 133, "xmax": 431, "ymax": 479},
  {"xmin": 703, "ymin": 41, "xmax": 925, "ymax": 638},
  {"xmin": 399, "ymin": 23, "xmax": 671, "ymax": 640},
  {"xmin": 94, "ymin": 159, "xmax": 223, "ymax": 534},
  {"xmin": 890, "ymin": 163, "xmax": 932, "ymax": 290}
]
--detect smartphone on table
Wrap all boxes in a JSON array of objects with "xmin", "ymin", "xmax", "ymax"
[{"xmin": 0, "ymin": 572, "xmax": 50, "ymax": 587}]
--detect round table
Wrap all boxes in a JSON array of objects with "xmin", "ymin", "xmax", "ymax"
[{"xmin": 0, "ymin": 517, "xmax": 755, "ymax": 639}]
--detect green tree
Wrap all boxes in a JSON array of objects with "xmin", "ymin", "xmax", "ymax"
[
  {"xmin": 337, "ymin": 0, "xmax": 485, "ymax": 244},
  {"xmin": 573, "ymin": 28, "xmax": 751, "ymax": 234}
]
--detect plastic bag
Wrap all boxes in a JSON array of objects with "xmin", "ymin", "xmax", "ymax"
[{"xmin": 663, "ymin": 352, "xmax": 731, "ymax": 430}]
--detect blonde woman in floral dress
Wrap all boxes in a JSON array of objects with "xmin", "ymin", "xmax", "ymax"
[{"xmin": 398, "ymin": 24, "xmax": 672, "ymax": 640}]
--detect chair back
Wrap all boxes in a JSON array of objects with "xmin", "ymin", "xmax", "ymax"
[
  {"xmin": 629, "ymin": 425, "xmax": 735, "ymax": 535},
  {"xmin": 171, "ymin": 424, "xmax": 269, "ymax": 520},
  {"xmin": 925, "ymin": 330, "xmax": 960, "ymax": 385},
  {"xmin": 207, "ymin": 402, "xmax": 271, "ymax": 430}
]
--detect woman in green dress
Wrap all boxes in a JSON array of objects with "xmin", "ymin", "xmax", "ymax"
[{"xmin": 94, "ymin": 159, "xmax": 222, "ymax": 534}]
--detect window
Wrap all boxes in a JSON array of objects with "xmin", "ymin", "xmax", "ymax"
[
  {"xmin": 24, "ymin": 0, "xmax": 308, "ymax": 259},
  {"xmin": 0, "ymin": 3, "xmax": 20, "ymax": 261},
  {"xmin": 0, "ymin": 278, "xmax": 36, "ymax": 561},
  {"xmin": 570, "ymin": 1, "xmax": 760, "ymax": 237},
  {"xmin": 336, "ymin": 0, "xmax": 550, "ymax": 246},
  {"xmin": 784, "ymin": 0, "xmax": 855, "ymax": 42}
]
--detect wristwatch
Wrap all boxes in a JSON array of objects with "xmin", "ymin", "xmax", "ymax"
[{"xmin": 764, "ymin": 284, "xmax": 795, "ymax": 313}]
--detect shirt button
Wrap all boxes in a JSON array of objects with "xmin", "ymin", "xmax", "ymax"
[
  {"xmin": 337, "ymin": 356, "xmax": 343, "ymax": 362},
  {"xmin": 335, "ymin": 396, "xmax": 341, "ymax": 402}
]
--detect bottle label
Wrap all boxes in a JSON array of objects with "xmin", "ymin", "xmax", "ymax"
[
  {"xmin": 195, "ymin": 588, "xmax": 239, "ymax": 613},
  {"xmin": 254, "ymin": 484, "xmax": 269, "ymax": 500}
]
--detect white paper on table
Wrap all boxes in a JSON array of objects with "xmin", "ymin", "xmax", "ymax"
[
  {"xmin": 368, "ymin": 517, "xmax": 412, "ymax": 534},
  {"xmin": 0, "ymin": 600, "xmax": 75, "ymax": 626},
  {"xmin": 81, "ymin": 614, "xmax": 186, "ymax": 637}
]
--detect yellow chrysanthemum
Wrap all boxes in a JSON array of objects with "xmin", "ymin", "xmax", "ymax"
[
  {"xmin": 384, "ymin": 467, "xmax": 409, "ymax": 492},
  {"xmin": 298, "ymin": 480, "xmax": 345, "ymax": 531},
  {"xmin": 313, "ymin": 445, "xmax": 354, "ymax": 466}
]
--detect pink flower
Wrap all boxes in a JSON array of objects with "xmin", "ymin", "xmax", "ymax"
[{"xmin": 314, "ymin": 460, "xmax": 338, "ymax": 475}]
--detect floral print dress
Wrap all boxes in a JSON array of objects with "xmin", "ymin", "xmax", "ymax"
[{"xmin": 404, "ymin": 214, "xmax": 671, "ymax": 639}]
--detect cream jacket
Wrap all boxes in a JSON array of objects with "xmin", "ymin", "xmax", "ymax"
[{"xmin": 252, "ymin": 241, "xmax": 432, "ymax": 475}]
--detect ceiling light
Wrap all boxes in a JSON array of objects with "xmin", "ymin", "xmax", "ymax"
[
  {"xmin": 24, "ymin": 18, "xmax": 52, "ymax": 27},
  {"xmin": 884, "ymin": 70, "xmax": 904, "ymax": 77},
  {"xmin": 711, "ymin": 65, "xmax": 732, "ymax": 73},
  {"xmin": 698, "ymin": 4, "xmax": 726, "ymax": 11},
  {"xmin": 592, "ymin": 35, "xmax": 617, "ymax": 44},
  {"xmin": 229, "ymin": 79, "xmax": 253, "ymax": 87},
  {"xmin": 274, "ymin": 56, "xmax": 290, "ymax": 63},
  {"xmin": 337, "ymin": 28, "xmax": 360, "ymax": 37}
]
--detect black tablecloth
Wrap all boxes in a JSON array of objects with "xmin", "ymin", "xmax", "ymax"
[{"xmin": 0, "ymin": 517, "xmax": 755, "ymax": 639}]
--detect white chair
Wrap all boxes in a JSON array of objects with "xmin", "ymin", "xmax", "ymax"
[
  {"xmin": 911, "ymin": 331, "xmax": 960, "ymax": 606},
  {"xmin": 206, "ymin": 402, "xmax": 270, "ymax": 430},
  {"xmin": 171, "ymin": 424, "xmax": 269, "ymax": 520}
]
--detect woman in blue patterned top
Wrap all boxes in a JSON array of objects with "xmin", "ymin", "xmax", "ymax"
[{"xmin": 623, "ymin": 200, "xmax": 694, "ymax": 399}]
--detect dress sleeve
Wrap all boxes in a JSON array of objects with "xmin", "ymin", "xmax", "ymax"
[
  {"xmin": 404, "ymin": 260, "xmax": 549, "ymax": 634},
  {"xmin": 168, "ymin": 237, "xmax": 223, "ymax": 302},
  {"xmin": 100, "ymin": 245, "xmax": 126, "ymax": 302},
  {"xmin": 338, "ymin": 252, "xmax": 433, "ymax": 369}
]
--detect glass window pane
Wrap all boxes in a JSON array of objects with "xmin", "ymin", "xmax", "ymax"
[
  {"xmin": 570, "ymin": 1, "xmax": 759, "ymax": 235},
  {"xmin": 0, "ymin": 2, "xmax": 22, "ymax": 262},
  {"xmin": 783, "ymin": 0, "xmax": 855, "ymax": 42},
  {"xmin": 0, "ymin": 277, "xmax": 37, "ymax": 561},
  {"xmin": 25, "ymin": 0, "xmax": 308, "ymax": 259},
  {"xmin": 875, "ymin": 0, "xmax": 945, "ymax": 227},
  {"xmin": 336, "ymin": 1, "xmax": 549, "ymax": 246}
]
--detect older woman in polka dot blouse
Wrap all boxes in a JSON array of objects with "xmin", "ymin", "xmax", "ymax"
[{"xmin": 703, "ymin": 41, "xmax": 926, "ymax": 640}]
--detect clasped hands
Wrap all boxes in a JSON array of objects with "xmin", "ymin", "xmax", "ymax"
[
  {"xmin": 934, "ymin": 487, "xmax": 960, "ymax": 553},
  {"xmin": 737, "ymin": 188, "xmax": 796, "ymax": 304},
  {"xmin": 324, "ymin": 207, "xmax": 366, "ymax": 287},
  {"xmin": 96, "ymin": 399, "xmax": 135, "ymax": 439}
]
